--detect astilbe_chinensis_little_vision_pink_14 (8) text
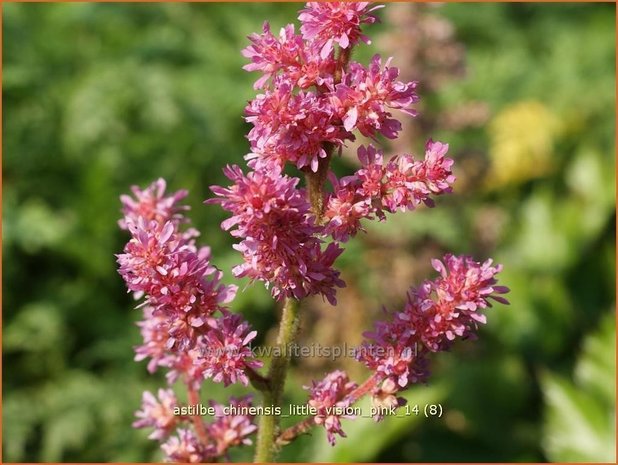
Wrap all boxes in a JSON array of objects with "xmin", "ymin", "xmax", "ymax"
[{"xmin": 116, "ymin": 3, "xmax": 510, "ymax": 463}]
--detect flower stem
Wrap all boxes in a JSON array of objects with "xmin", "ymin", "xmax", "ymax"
[
  {"xmin": 345, "ymin": 371, "xmax": 381, "ymax": 404},
  {"xmin": 187, "ymin": 384, "xmax": 210, "ymax": 445},
  {"xmin": 276, "ymin": 416, "xmax": 315, "ymax": 447},
  {"xmin": 305, "ymin": 146, "xmax": 333, "ymax": 222},
  {"xmin": 254, "ymin": 297, "xmax": 300, "ymax": 462}
]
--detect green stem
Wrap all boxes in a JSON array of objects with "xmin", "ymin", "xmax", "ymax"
[{"xmin": 254, "ymin": 297, "xmax": 300, "ymax": 462}]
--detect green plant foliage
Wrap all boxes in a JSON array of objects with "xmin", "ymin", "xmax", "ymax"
[{"xmin": 542, "ymin": 312, "xmax": 616, "ymax": 462}]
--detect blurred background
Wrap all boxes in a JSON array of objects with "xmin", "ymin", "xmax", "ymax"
[{"xmin": 2, "ymin": 3, "xmax": 616, "ymax": 462}]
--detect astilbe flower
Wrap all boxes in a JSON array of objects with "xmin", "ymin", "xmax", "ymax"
[
  {"xmin": 161, "ymin": 428, "xmax": 214, "ymax": 463},
  {"xmin": 118, "ymin": 178, "xmax": 190, "ymax": 231},
  {"xmin": 200, "ymin": 312, "xmax": 263, "ymax": 387},
  {"xmin": 357, "ymin": 313, "xmax": 430, "ymax": 390},
  {"xmin": 245, "ymin": 85, "xmax": 349, "ymax": 172},
  {"xmin": 322, "ymin": 173, "xmax": 374, "ymax": 242},
  {"xmin": 133, "ymin": 389, "xmax": 184, "ymax": 441},
  {"xmin": 299, "ymin": 2, "xmax": 383, "ymax": 58},
  {"xmin": 383, "ymin": 139, "xmax": 455, "ymax": 212},
  {"xmin": 370, "ymin": 377, "xmax": 409, "ymax": 421},
  {"xmin": 134, "ymin": 306, "xmax": 171, "ymax": 374},
  {"xmin": 335, "ymin": 55, "xmax": 419, "ymax": 139},
  {"xmin": 119, "ymin": 2, "xmax": 513, "ymax": 458},
  {"xmin": 134, "ymin": 390, "xmax": 258, "ymax": 461},
  {"xmin": 165, "ymin": 347, "xmax": 210, "ymax": 389},
  {"xmin": 407, "ymin": 254, "xmax": 510, "ymax": 351},
  {"xmin": 324, "ymin": 141, "xmax": 455, "ymax": 241},
  {"xmin": 242, "ymin": 23, "xmax": 335, "ymax": 90},
  {"xmin": 117, "ymin": 216, "xmax": 235, "ymax": 351},
  {"xmin": 137, "ymin": 320, "xmax": 258, "ymax": 390},
  {"xmin": 133, "ymin": 306, "xmax": 215, "ymax": 388},
  {"xmin": 208, "ymin": 396, "xmax": 258, "ymax": 455},
  {"xmin": 243, "ymin": 23, "xmax": 305, "ymax": 89},
  {"xmin": 305, "ymin": 370, "xmax": 358, "ymax": 445},
  {"xmin": 118, "ymin": 179, "xmax": 253, "ymax": 353},
  {"xmin": 164, "ymin": 335, "xmax": 256, "ymax": 390},
  {"xmin": 208, "ymin": 163, "xmax": 345, "ymax": 304},
  {"xmin": 242, "ymin": 3, "xmax": 421, "ymax": 173},
  {"xmin": 357, "ymin": 254, "xmax": 509, "ymax": 415},
  {"xmin": 120, "ymin": 180, "xmax": 262, "ymax": 390},
  {"xmin": 243, "ymin": 55, "xmax": 420, "ymax": 171},
  {"xmin": 119, "ymin": 180, "xmax": 263, "ymax": 461}
]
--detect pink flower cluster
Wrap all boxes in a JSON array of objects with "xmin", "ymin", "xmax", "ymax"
[
  {"xmin": 161, "ymin": 429, "xmax": 209, "ymax": 463},
  {"xmin": 118, "ymin": 178, "xmax": 190, "ymax": 231},
  {"xmin": 133, "ymin": 302, "xmax": 261, "ymax": 392},
  {"xmin": 299, "ymin": 2, "xmax": 382, "ymax": 58},
  {"xmin": 210, "ymin": 2, "xmax": 452, "ymax": 305},
  {"xmin": 245, "ymin": 84, "xmax": 349, "ymax": 171},
  {"xmin": 208, "ymin": 164, "xmax": 344, "ymax": 304},
  {"xmin": 200, "ymin": 313, "xmax": 261, "ymax": 386},
  {"xmin": 325, "ymin": 141, "xmax": 455, "ymax": 241},
  {"xmin": 244, "ymin": 2, "xmax": 382, "ymax": 90},
  {"xmin": 241, "ymin": 3, "xmax": 417, "ymax": 172},
  {"xmin": 118, "ymin": 179, "xmax": 261, "ymax": 388},
  {"xmin": 118, "ymin": 2, "xmax": 512, "ymax": 456},
  {"xmin": 119, "ymin": 180, "xmax": 261, "ymax": 460},
  {"xmin": 133, "ymin": 389, "xmax": 185, "ymax": 441},
  {"xmin": 117, "ymin": 179, "xmax": 234, "ymax": 351},
  {"xmin": 304, "ymin": 254, "xmax": 509, "ymax": 441},
  {"xmin": 304, "ymin": 370, "xmax": 357, "ymax": 445},
  {"xmin": 337, "ymin": 55, "xmax": 419, "ymax": 139},
  {"xmin": 135, "ymin": 390, "xmax": 256, "ymax": 462},
  {"xmin": 208, "ymin": 396, "xmax": 259, "ymax": 455}
]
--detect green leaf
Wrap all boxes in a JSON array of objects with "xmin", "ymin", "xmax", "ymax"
[
  {"xmin": 575, "ymin": 311, "xmax": 616, "ymax": 411},
  {"xmin": 4, "ymin": 302, "xmax": 66, "ymax": 353},
  {"xmin": 542, "ymin": 374, "xmax": 615, "ymax": 462},
  {"xmin": 542, "ymin": 311, "xmax": 616, "ymax": 462}
]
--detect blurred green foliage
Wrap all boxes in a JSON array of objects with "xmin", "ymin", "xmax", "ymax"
[{"xmin": 3, "ymin": 3, "xmax": 615, "ymax": 463}]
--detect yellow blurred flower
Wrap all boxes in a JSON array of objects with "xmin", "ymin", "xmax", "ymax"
[{"xmin": 486, "ymin": 100, "xmax": 561, "ymax": 189}]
